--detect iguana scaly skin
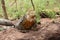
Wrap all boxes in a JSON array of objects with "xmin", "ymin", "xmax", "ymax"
[{"xmin": 15, "ymin": 10, "xmax": 37, "ymax": 33}]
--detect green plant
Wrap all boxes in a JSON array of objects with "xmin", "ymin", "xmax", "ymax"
[{"xmin": 39, "ymin": 9, "xmax": 56, "ymax": 18}]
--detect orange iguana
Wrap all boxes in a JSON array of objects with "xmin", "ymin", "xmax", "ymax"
[{"xmin": 15, "ymin": 10, "xmax": 37, "ymax": 33}]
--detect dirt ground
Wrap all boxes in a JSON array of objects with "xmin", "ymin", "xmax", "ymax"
[{"xmin": 0, "ymin": 18, "xmax": 60, "ymax": 40}]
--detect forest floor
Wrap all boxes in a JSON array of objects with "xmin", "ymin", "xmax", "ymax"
[{"xmin": 0, "ymin": 16, "xmax": 60, "ymax": 40}]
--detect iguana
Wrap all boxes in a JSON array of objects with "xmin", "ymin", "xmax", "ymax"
[{"xmin": 15, "ymin": 10, "xmax": 37, "ymax": 33}]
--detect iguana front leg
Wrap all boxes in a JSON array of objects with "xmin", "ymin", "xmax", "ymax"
[{"xmin": 31, "ymin": 21, "xmax": 38, "ymax": 31}]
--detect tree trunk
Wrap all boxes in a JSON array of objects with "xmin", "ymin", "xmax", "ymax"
[
  {"xmin": 1, "ymin": 0, "xmax": 8, "ymax": 19},
  {"xmin": 31, "ymin": 0, "xmax": 35, "ymax": 10}
]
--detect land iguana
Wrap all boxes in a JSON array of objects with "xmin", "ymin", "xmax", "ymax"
[{"xmin": 15, "ymin": 10, "xmax": 37, "ymax": 33}]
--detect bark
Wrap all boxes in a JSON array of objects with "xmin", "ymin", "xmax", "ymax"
[{"xmin": 1, "ymin": 0, "xmax": 8, "ymax": 19}]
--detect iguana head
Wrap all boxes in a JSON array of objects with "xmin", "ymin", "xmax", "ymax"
[{"xmin": 26, "ymin": 9, "xmax": 36, "ymax": 21}]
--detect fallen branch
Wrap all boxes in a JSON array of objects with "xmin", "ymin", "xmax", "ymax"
[{"xmin": 0, "ymin": 19, "xmax": 14, "ymax": 26}]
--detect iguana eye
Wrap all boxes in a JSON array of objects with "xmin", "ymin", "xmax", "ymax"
[{"xmin": 31, "ymin": 15, "xmax": 36, "ymax": 18}]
